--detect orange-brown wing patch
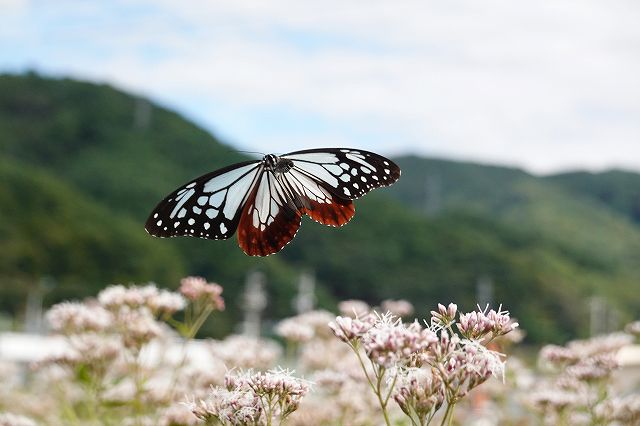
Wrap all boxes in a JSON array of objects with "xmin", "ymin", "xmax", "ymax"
[
  {"xmin": 303, "ymin": 194, "xmax": 355, "ymax": 227},
  {"xmin": 237, "ymin": 172, "xmax": 303, "ymax": 256},
  {"xmin": 283, "ymin": 168, "xmax": 356, "ymax": 227}
]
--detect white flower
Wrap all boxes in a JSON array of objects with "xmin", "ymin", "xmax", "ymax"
[
  {"xmin": 329, "ymin": 315, "xmax": 374, "ymax": 343},
  {"xmin": 275, "ymin": 318, "xmax": 314, "ymax": 343},
  {"xmin": 189, "ymin": 368, "xmax": 309, "ymax": 425},
  {"xmin": 430, "ymin": 303, "xmax": 457, "ymax": 328},
  {"xmin": 362, "ymin": 314, "xmax": 437, "ymax": 368},
  {"xmin": 528, "ymin": 388, "xmax": 581, "ymax": 411},
  {"xmin": 393, "ymin": 367, "xmax": 444, "ymax": 419},
  {"xmin": 381, "ymin": 299, "xmax": 414, "ymax": 317},
  {"xmin": 179, "ymin": 276, "xmax": 225, "ymax": 310},
  {"xmin": 159, "ymin": 404, "xmax": 200, "ymax": 426},
  {"xmin": 149, "ymin": 290, "xmax": 186, "ymax": 315},
  {"xmin": 115, "ymin": 306, "xmax": 164, "ymax": 348},
  {"xmin": 40, "ymin": 333, "xmax": 122, "ymax": 367},
  {"xmin": 210, "ymin": 335, "xmax": 281, "ymax": 370},
  {"xmin": 338, "ymin": 300, "xmax": 370, "ymax": 317},
  {"xmin": 567, "ymin": 332, "xmax": 633, "ymax": 358},
  {"xmin": 625, "ymin": 320, "xmax": 640, "ymax": 337},
  {"xmin": 98, "ymin": 283, "xmax": 186, "ymax": 315},
  {"xmin": 595, "ymin": 393, "xmax": 640, "ymax": 423},
  {"xmin": 46, "ymin": 302, "xmax": 113, "ymax": 333}
]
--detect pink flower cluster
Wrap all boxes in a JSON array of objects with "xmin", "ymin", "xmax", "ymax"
[
  {"xmin": 179, "ymin": 276, "xmax": 225, "ymax": 310},
  {"xmin": 186, "ymin": 388, "xmax": 261, "ymax": 425},
  {"xmin": 380, "ymin": 299, "xmax": 414, "ymax": 317},
  {"xmin": 187, "ymin": 368, "xmax": 310, "ymax": 425},
  {"xmin": 98, "ymin": 284, "xmax": 185, "ymax": 315},
  {"xmin": 441, "ymin": 340, "xmax": 505, "ymax": 397},
  {"xmin": 46, "ymin": 302, "xmax": 113, "ymax": 333},
  {"xmin": 210, "ymin": 335, "xmax": 281, "ymax": 370},
  {"xmin": 338, "ymin": 299, "xmax": 371, "ymax": 317},
  {"xmin": 276, "ymin": 310, "xmax": 336, "ymax": 343},
  {"xmin": 329, "ymin": 315, "xmax": 375, "ymax": 343},
  {"xmin": 330, "ymin": 303, "xmax": 518, "ymax": 425},
  {"xmin": 361, "ymin": 315, "xmax": 437, "ymax": 368},
  {"xmin": 393, "ymin": 368, "xmax": 444, "ymax": 421},
  {"xmin": 530, "ymin": 330, "xmax": 635, "ymax": 422},
  {"xmin": 457, "ymin": 305, "xmax": 518, "ymax": 340}
]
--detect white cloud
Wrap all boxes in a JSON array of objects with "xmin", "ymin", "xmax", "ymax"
[{"xmin": 1, "ymin": 0, "xmax": 639, "ymax": 173}]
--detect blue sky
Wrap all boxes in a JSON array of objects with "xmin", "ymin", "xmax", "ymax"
[{"xmin": 2, "ymin": 0, "xmax": 639, "ymax": 173}]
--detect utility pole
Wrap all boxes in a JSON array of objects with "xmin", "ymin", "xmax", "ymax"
[
  {"xmin": 476, "ymin": 275, "xmax": 493, "ymax": 308},
  {"xmin": 589, "ymin": 296, "xmax": 607, "ymax": 336},
  {"xmin": 293, "ymin": 271, "xmax": 316, "ymax": 314},
  {"xmin": 241, "ymin": 271, "xmax": 267, "ymax": 337},
  {"xmin": 424, "ymin": 174, "xmax": 442, "ymax": 216},
  {"xmin": 24, "ymin": 276, "xmax": 55, "ymax": 334}
]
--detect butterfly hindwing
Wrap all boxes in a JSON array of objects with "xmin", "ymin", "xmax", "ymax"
[
  {"xmin": 283, "ymin": 148, "xmax": 401, "ymax": 200},
  {"xmin": 145, "ymin": 161, "xmax": 262, "ymax": 240},
  {"xmin": 237, "ymin": 171, "xmax": 303, "ymax": 256},
  {"xmin": 279, "ymin": 167, "xmax": 355, "ymax": 227}
]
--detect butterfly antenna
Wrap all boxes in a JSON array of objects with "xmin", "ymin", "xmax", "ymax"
[{"xmin": 235, "ymin": 150, "xmax": 266, "ymax": 156}]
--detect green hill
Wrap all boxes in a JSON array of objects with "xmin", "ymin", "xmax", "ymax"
[
  {"xmin": 1, "ymin": 72, "xmax": 638, "ymax": 342},
  {"xmin": 390, "ymin": 156, "xmax": 640, "ymax": 271},
  {"xmin": 546, "ymin": 170, "xmax": 640, "ymax": 225}
]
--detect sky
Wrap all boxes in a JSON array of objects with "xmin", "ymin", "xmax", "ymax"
[{"xmin": 1, "ymin": 0, "xmax": 639, "ymax": 174}]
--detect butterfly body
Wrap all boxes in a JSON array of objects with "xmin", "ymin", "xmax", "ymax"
[{"xmin": 146, "ymin": 148, "xmax": 400, "ymax": 256}]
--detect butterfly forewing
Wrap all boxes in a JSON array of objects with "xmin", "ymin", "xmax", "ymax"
[
  {"xmin": 283, "ymin": 148, "xmax": 401, "ymax": 200},
  {"xmin": 145, "ymin": 161, "xmax": 262, "ymax": 240}
]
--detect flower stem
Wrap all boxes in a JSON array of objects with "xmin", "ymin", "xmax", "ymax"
[{"xmin": 374, "ymin": 367, "xmax": 392, "ymax": 426}]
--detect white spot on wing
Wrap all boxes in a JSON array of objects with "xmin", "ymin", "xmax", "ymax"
[
  {"xmin": 293, "ymin": 161, "xmax": 339, "ymax": 187},
  {"xmin": 170, "ymin": 188, "xmax": 195, "ymax": 219},
  {"xmin": 324, "ymin": 164, "xmax": 343, "ymax": 175},
  {"xmin": 197, "ymin": 196, "xmax": 208, "ymax": 205},
  {"xmin": 178, "ymin": 208, "xmax": 187, "ymax": 218},
  {"xmin": 220, "ymin": 223, "xmax": 228, "ymax": 234},
  {"xmin": 188, "ymin": 218, "xmax": 195, "ymax": 225},
  {"xmin": 285, "ymin": 153, "xmax": 338, "ymax": 163},
  {"xmin": 346, "ymin": 153, "xmax": 377, "ymax": 171},
  {"xmin": 206, "ymin": 209, "xmax": 216, "ymax": 219},
  {"xmin": 209, "ymin": 191, "xmax": 225, "ymax": 207}
]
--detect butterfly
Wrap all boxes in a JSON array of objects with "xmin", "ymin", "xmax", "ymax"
[{"xmin": 145, "ymin": 148, "xmax": 401, "ymax": 256}]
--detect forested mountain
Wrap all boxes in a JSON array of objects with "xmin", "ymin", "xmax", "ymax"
[
  {"xmin": 1, "ymin": 73, "xmax": 638, "ymax": 342},
  {"xmin": 546, "ymin": 170, "xmax": 640, "ymax": 225}
]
